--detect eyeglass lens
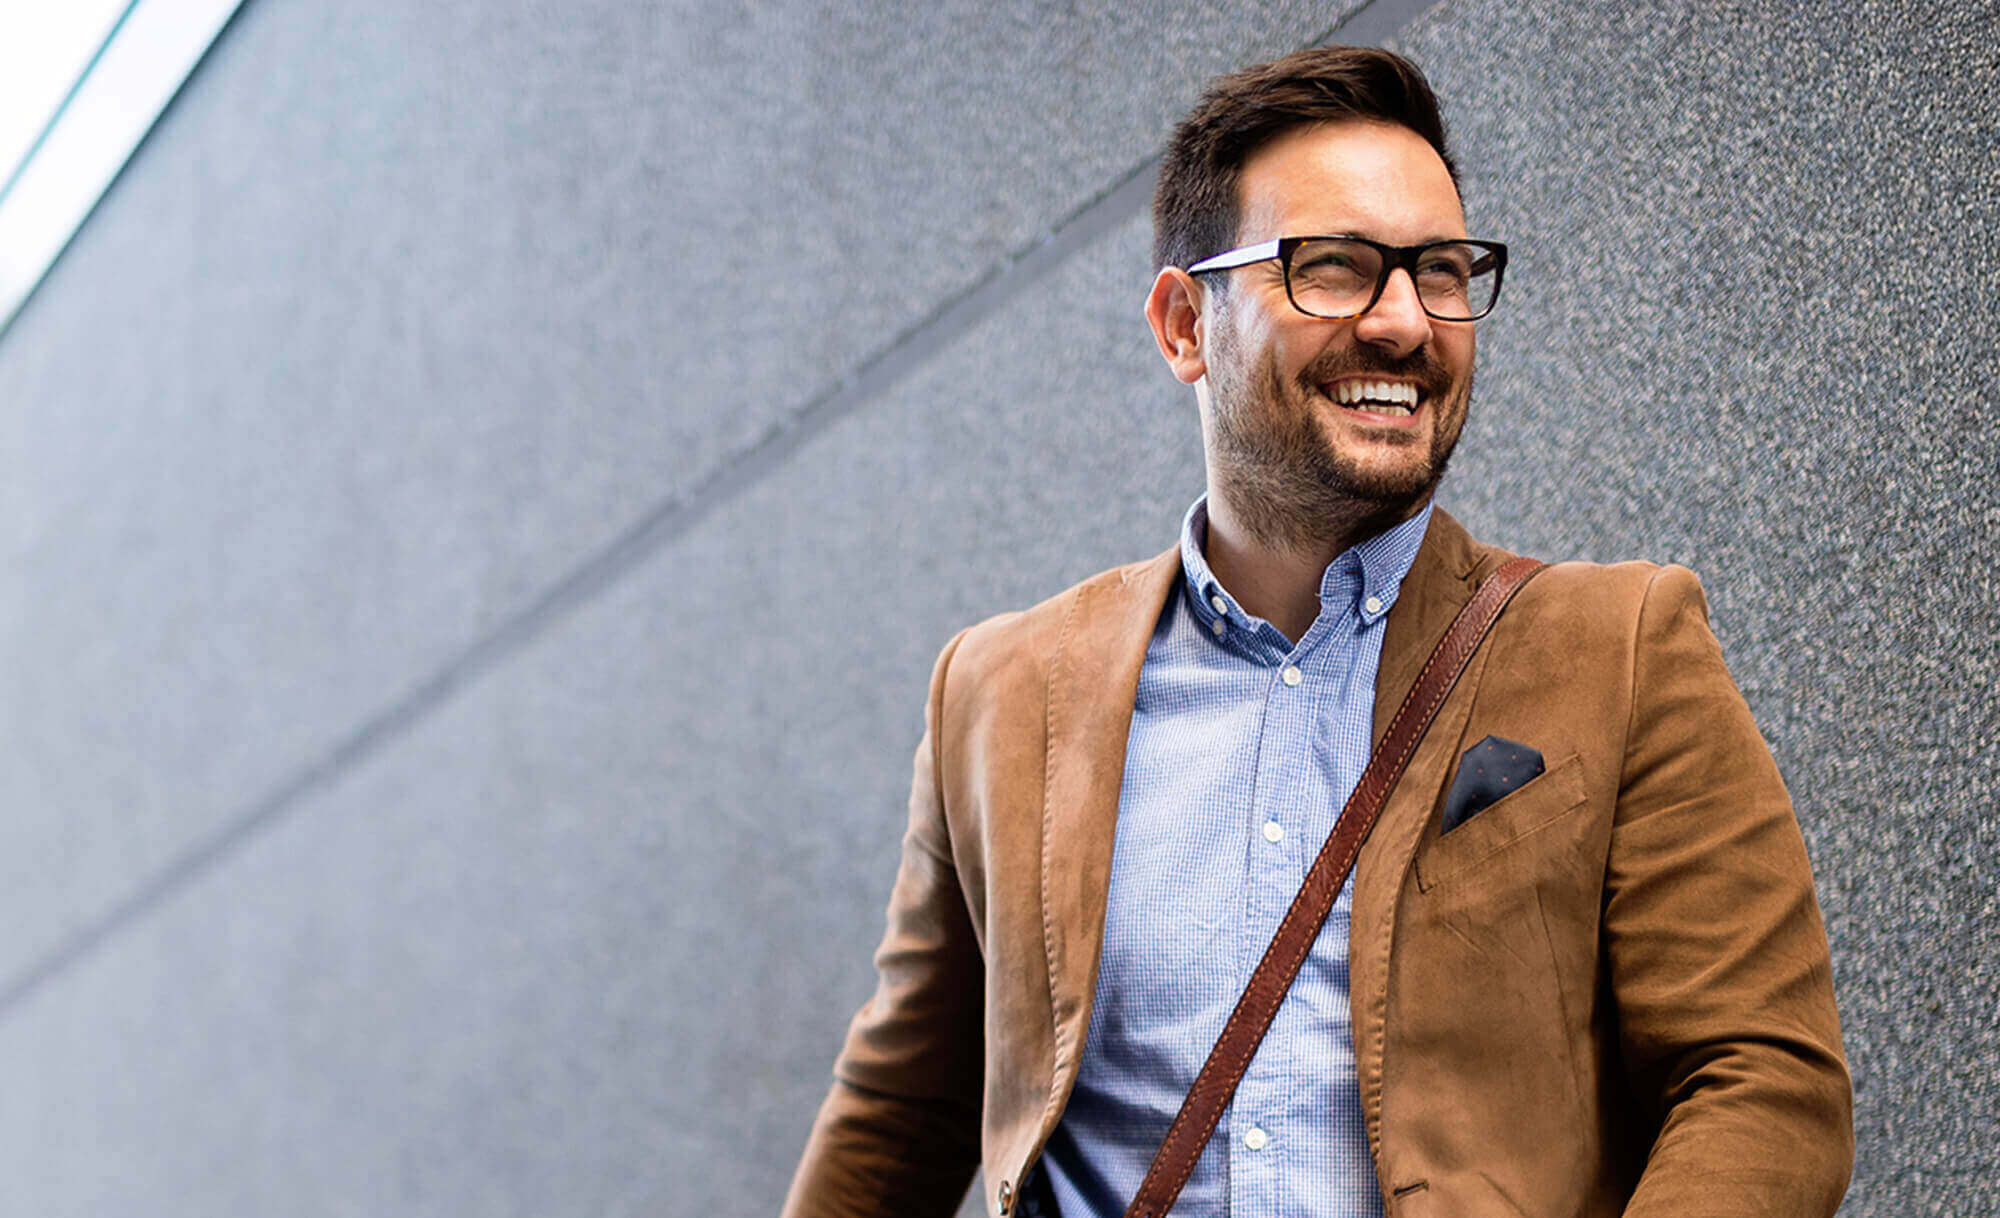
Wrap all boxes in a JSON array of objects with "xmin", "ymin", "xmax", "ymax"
[{"xmin": 1286, "ymin": 239, "xmax": 1500, "ymax": 320}]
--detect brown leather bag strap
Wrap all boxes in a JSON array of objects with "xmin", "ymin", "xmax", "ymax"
[{"xmin": 1123, "ymin": 554, "xmax": 1546, "ymax": 1218}]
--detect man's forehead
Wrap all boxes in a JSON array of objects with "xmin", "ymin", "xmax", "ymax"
[{"xmin": 1234, "ymin": 119, "xmax": 1466, "ymax": 243}]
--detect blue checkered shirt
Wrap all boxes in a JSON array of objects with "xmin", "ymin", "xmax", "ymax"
[{"xmin": 1034, "ymin": 496, "xmax": 1434, "ymax": 1218}]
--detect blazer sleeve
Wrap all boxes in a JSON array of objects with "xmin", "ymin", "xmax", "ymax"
[
  {"xmin": 782, "ymin": 629, "xmax": 986, "ymax": 1218},
  {"xmin": 1608, "ymin": 566, "xmax": 1853, "ymax": 1216}
]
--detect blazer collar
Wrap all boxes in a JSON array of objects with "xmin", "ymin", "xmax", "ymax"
[
  {"xmin": 1039, "ymin": 545, "xmax": 1180, "ymax": 1087},
  {"xmin": 1371, "ymin": 506, "xmax": 1495, "ymax": 742},
  {"xmin": 1352, "ymin": 505, "xmax": 1516, "ymax": 1155}
]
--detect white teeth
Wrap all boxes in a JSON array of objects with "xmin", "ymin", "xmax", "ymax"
[{"xmin": 1331, "ymin": 380, "xmax": 1418, "ymax": 409}]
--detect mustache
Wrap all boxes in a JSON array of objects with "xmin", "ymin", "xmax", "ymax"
[{"xmin": 1296, "ymin": 347, "xmax": 1452, "ymax": 397}]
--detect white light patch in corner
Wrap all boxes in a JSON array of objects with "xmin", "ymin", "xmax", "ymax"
[{"xmin": 0, "ymin": 0, "xmax": 244, "ymax": 337}]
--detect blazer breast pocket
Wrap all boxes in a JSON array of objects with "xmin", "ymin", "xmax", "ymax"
[{"xmin": 1415, "ymin": 752, "xmax": 1588, "ymax": 892}]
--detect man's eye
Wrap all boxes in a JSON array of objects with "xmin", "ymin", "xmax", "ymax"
[
  {"xmin": 1296, "ymin": 256, "xmax": 1372, "ymax": 283},
  {"xmin": 1417, "ymin": 268, "xmax": 1472, "ymax": 296}
]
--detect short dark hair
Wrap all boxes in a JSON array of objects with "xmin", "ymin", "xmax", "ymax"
[{"xmin": 1151, "ymin": 46, "xmax": 1458, "ymax": 273}]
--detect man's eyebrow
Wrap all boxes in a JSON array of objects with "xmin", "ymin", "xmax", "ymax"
[{"xmin": 1304, "ymin": 231, "xmax": 1474, "ymax": 245}]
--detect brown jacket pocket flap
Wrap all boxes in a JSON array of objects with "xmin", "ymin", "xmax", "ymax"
[{"xmin": 1416, "ymin": 752, "xmax": 1587, "ymax": 891}]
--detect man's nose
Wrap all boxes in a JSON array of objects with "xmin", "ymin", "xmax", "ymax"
[{"xmin": 1353, "ymin": 268, "xmax": 1433, "ymax": 356}]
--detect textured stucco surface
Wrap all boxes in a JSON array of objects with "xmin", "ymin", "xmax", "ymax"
[
  {"xmin": 1397, "ymin": 2, "xmax": 1999, "ymax": 1209},
  {"xmin": 0, "ymin": 0, "xmax": 1992, "ymax": 1213}
]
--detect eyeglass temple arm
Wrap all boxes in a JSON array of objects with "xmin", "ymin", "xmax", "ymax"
[{"xmin": 1184, "ymin": 239, "xmax": 1282, "ymax": 275}]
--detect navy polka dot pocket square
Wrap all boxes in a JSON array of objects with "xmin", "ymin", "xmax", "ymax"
[{"xmin": 1440, "ymin": 735, "xmax": 1545, "ymax": 834}]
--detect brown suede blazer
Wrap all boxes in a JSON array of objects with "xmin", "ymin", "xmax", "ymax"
[{"xmin": 785, "ymin": 509, "xmax": 1851, "ymax": 1218}]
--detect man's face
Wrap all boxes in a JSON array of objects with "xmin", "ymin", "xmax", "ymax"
[{"xmin": 1198, "ymin": 120, "xmax": 1476, "ymax": 533}]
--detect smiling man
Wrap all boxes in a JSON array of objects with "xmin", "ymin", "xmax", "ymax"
[{"xmin": 785, "ymin": 47, "xmax": 1851, "ymax": 1218}]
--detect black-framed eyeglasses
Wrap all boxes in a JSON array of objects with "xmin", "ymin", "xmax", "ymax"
[{"xmin": 1186, "ymin": 235, "xmax": 1509, "ymax": 322}]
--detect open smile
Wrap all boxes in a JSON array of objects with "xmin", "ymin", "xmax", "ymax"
[{"xmin": 1321, "ymin": 376, "xmax": 1426, "ymax": 424}]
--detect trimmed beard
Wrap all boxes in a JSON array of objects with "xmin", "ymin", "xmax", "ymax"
[{"xmin": 1205, "ymin": 324, "xmax": 1468, "ymax": 555}]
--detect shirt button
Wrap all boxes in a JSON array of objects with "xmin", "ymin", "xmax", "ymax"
[
  {"xmin": 1281, "ymin": 665, "xmax": 1302, "ymax": 686},
  {"xmin": 1210, "ymin": 593, "xmax": 1228, "ymax": 615},
  {"xmin": 1210, "ymin": 616, "xmax": 1227, "ymax": 637},
  {"xmin": 1244, "ymin": 1126, "xmax": 1269, "ymax": 1151},
  {"xmin": 1263, "ymin": 820, "xmax": 1284, "ymax": 843},
  {"xmin": 1365, "ymin": 595, "xmax": 1383, "ymax": 614}
]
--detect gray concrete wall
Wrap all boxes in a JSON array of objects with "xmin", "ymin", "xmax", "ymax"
[{"xmin": 0, "ymin": 0, "xmax": 1990, "ymax": 1214}]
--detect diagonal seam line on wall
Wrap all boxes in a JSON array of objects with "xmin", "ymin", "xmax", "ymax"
[
  {"xmin": 0, "ymin": 0, "xmax": 1438, "ymax": 1019},
  {"xmin": 0, "ymin": 154, "xmax": 1153, "ymax": 1021}
]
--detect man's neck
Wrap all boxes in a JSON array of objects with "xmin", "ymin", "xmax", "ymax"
[{"xmin": 1202, "ymin": 487, "xmax": 1430, "ymax": 646}]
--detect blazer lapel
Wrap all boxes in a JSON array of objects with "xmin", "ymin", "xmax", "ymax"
[
  {"xmin": 1369, "ymin": 509, "xmax": 1483, "ymax": 745},
  {"xmin": 1040, "ymin": 545, "xmax": 1181, "ymax": 1094},
  {"xmin": 1349, "ymin": 507, "xmax": 1513, "ymax": 1157}
]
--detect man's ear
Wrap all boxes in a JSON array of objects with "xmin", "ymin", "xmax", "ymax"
[{"xmin": 1145, "ymin": 267, "xmax": 1208, "ymax": 386}]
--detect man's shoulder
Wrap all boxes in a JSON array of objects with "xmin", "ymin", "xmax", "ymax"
[
  {"xmin": 1441, "ymin": 511, "xmax": 1717, "ymax": 654},
  {"xmin": 1444, "ymin": 510, "xmax": 1703, "ymax": 614},
  {"xmin": 1526, "ymin": 557, "xmax": 1705, "ymax": 618},
  {"xmin": 938, "ymin": 546, "xmax": 1179, "ymax": 697}
]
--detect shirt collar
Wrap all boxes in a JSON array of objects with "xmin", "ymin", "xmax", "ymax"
[{"xmin": 1180, "ymin": 494, "xmax": 1435, "ymax": 632}]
